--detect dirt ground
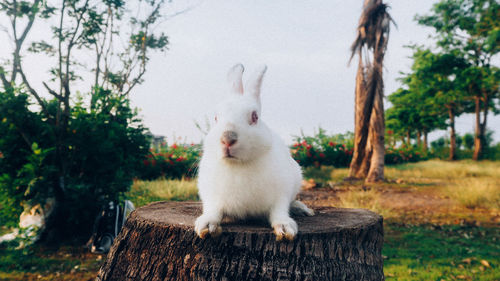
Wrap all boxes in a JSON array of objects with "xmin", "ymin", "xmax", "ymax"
[{"xmin": 298, "ymin": 182, "xmax": 500, "ymax": 226}]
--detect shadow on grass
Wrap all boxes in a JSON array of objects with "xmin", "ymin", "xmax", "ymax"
[{"xmin": 0, "ymin": 242, "xmax": 102, "ymax": 281}]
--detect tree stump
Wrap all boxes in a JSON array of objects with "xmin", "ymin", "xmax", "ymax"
[{"xmin": 96, "ymin": 201, "xmax": 384, "ymax": 281}]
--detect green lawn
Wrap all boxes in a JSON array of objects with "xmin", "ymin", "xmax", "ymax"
[
  {"xmin": 384, "ymin": 224, "xmax": 499, "ymax": 281},
  {"xmin": 1, "ymin": 160, "xmax": 499, "ymax": 280}
]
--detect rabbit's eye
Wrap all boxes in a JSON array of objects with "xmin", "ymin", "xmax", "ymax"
[{"xmin": 250, "ymin": 111, "xmax": 258, "ymax": 125}]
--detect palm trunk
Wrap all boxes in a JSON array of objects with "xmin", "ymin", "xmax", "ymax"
[
  {"xmin": 348, "ymin": 0, "xmax": 391, "ymax": 181},
  {"xmin": 406, "ymin": 130, "xmax": 411, "ymax": 146},
  {"xmin": 366, "ymin": 70, "xmax": 385, "ymax": 182},
  {"xmin": 358, "ymin": 134, "xmax": 372, "ymax": 178},
  {"xmin": 448, "ymin": 108, "xmax": 456, "ymax": 161},
  {"xmin": 349, "ymin": 56, "xmax": 373, "ymax": 179}
]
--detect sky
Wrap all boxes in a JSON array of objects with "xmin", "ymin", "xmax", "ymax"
[
  {"xmin": 1, "ymin": 0, "xmax": 499, "ymax": 144},
  {"xmin": 131, "ymin": 0, "xmax": 500, "ymax": 144}
]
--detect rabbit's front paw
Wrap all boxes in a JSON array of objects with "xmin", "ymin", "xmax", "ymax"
[
  {"xmin": 272, "ymin": 218, "xmax": 298, "ymax": 241},
  {"xmin": 194, "ymin": 215, "xmax": 222, "ymax": 239}
]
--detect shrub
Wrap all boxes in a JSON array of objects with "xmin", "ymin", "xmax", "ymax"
[
  {"xmin": 385, "ymin": 146, "xmax": 424, "ymax": 165},
  {"xmin": 137, "ymin": 143, "xmax": 201, "ymax": 180},
  {"xmin": 0, "ymin": 88, "xmax": 150, "ymax": 240},
  {"xmin": 291, "ymin": 130, "xmax": 354, "ymax": 168}
]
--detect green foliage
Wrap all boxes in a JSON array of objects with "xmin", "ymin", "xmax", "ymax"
[
  {"xmin": 485, "ymin": 142, "xmax": 500, "ymax": 161},
  {"xmin": 291, "ymin": 129, "xmax": 354, "ymax": 168},
  {"xmin": 414, "ymin": 0, "xmax": 499, "ymax": 160},
  {"xmin": 385, "ymin": 146, "xmax": 424, "ymax": 165},
  {"xmin": 0, "ymin": 88, "xmax": 149, "ymax": 237},
  {"xmin": 430, "ymin": 132, "xmax": 498, "ymax": 160},
  {"xmin": 463, "ymin": 133, "xmax": 474, "ymax": 150},
  {"xmin": 0, "ymin": 0, "xmax": 170, "ymax": 242},
  {"xmin": 138, "ymin": 143, "xmax": 201, "ymax": 180},
  {"xmin": 416, "ymin": 0, "xmax": 500, "ymax": 59},
  {"xmin": 0, "ymin": 90, "xmax": 54, "ymax": 227},
  {"xmin": 291, "ymin": 129, "xmax": 426, "ymax": 167}
]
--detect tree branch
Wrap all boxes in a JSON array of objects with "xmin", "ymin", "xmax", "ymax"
[
  {"xmin": 0, "ymin": 67, "xmax": 10, "ymax": 89},
  {"xmin": 10, "ymin": 0, "xmax": 42, "ymax": 83},
  {"xmin": 18, "ymin": 69, "xmax": 52, "ymax": 122},
  {"xmin": 43, "ymin": 82, "xmax": 64, "ymax": 101}
]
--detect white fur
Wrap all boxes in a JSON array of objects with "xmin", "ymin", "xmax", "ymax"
[{"xmin": 195, "ymin": 64, "xmax": 313, "ymax": 240}]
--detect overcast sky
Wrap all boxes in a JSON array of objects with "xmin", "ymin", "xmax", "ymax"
[
  {"xmin": 132, "ymin": 0, "xmax": 499, "ymax": 144},
  {"xmin": 2, "ymin": 0, "xmax": 499, "ymax": 144}
]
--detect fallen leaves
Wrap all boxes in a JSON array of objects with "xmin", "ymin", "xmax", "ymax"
[
  {"xmin": 480, "ymin": 259, "xmax": 491, "ymax": 268},
  {"xmin": 301, "ymin": 179, "xmax": 317, "ymax": 190}
]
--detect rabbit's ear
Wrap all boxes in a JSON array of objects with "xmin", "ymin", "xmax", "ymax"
[
  {"xmin": 227, "ymin": 64, "xmax": 245, "ymax": 94},
  {"xmin": 246, "ymin": 65, "xmax": 267, "ymax": 101}
]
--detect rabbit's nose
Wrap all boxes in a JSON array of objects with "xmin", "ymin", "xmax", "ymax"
[{"xmin": 221, "ymin": 131, "xmax": 238, "ymax": 147}]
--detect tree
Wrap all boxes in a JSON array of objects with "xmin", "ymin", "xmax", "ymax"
[
  {"xmin": 385, "ymin": 89, "xmax": 418, "ymax": 147},
  {"xmin": 412, "ymin": 49, "xmax": 469, "ymax": 160},
  {"xmin": 348, "ymin": 0, "xmax": 395, "ymax": 182},
  {"xmin": 416, "ymin": 0, "xmax": 500, "ymax": 160},
  {"xmin": 0, "ymin": 0, "xmax": 169, "ymax": 241}
]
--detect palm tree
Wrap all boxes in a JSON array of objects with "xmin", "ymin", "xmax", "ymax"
[{"xmin": 348, "ymin": 0, "xmax": 394, "ymax": 182}]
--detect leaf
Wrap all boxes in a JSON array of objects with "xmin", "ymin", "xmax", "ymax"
[{"xmin": 480, "ymin": 259, "xmax": 490, "ymax": 268}]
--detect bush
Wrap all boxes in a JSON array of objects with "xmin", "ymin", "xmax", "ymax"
[
  {"xmin": 385, "ymin": 146, "xmax": 424, "ymax": 165},
  {"xmin": 292, "ymin": 129, "xmax": 430, "ymax": 167},
  {"xmin": 0, "ymin": 88, "xmax": 150, "ymax": 239},
  {"xmin": 291, "ymin": 130, "xmax": 354, "ymax": 167},
  {"xmin": 0, "ymin": 89, "xmax": 53, "ymax": 227},
  {"xmin": 137, "ymin": 143, "xmax": 201, "ymax": 180}
]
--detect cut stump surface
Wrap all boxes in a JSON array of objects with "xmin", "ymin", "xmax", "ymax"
[{"xmin": 97, "ymin": 201, "xmax": 384, "ymax": 281}]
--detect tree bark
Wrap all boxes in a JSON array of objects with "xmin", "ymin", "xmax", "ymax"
[
  {"xmin": 97, "ymin": 201, "xmax": 384, "ymax": 281},
  {"xmin": 448, "ymin": 108, "xmax": 456, "ymax": 161},
  {"xmin": 423, "ymin": 132, "xmax": 428, "ymax": 154},
  {"xmin": 473, "ymin": 96, "xmax": 488, "ymax": 160},
  {"xmin": 349, "ymin": 56, "xmax": 373, "ymax": 179},
  {"xmin": 366, "ymin": 74, "xmax": 385, "ymax": 183},
  {"xmin": 358, "ymin": 135, "xmax": 372, "ymax": 179},
  {"xmin": 416, "ymin": 131, "xmax": 422, "ymax": 148}
]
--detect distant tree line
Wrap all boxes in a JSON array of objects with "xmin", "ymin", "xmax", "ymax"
[{"xmin": 386, "ymin": 0, "xmax": 499, "ymax": 160}]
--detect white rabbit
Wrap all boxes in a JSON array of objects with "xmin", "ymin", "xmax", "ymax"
[{"xmin": 194, "ymin": 64, "xmax": 314, "ymax": 241}]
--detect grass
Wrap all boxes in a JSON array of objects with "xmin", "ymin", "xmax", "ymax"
[
  {"xmin": 444, "ymin": 178, "xmax": 500, "ymax": 209},
  {"xmin": 304, "ymin": 159, "xmax": 500, "ymax": 280},
  {"xmin": 384, "ymin": 224, "xmax": 500, "ymax": 281},
  {"xmin": 0, "ymin": 178, "xmax": 199, "ymax": 280},
  {"xmin": 384, "ymin": 159, "xmax": 500, "ymax": 180},
  {"xmin": 1, "ymin": 160, "xmax": 499, "ymax": 280},
  {"xmin": 336, "ymin": 188, "xmax": 394, "ymax": 218},
  {"xmin": 127, "ymin": 178, "xmax": 198, "ymax": 207},
  {"xmin": 0, "ymin": 242, "xmax": 102, "ymax": 281},
  {"xmin": 311, "ymin": 159, "xmax": 500, "ymax": 212}
]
